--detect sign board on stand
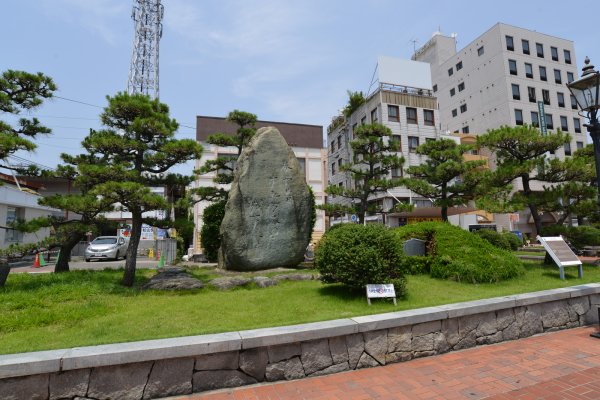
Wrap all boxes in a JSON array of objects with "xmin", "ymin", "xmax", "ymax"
[
  {"xmin": 366, "ymin": 284, "xmax": 397, "ymax": 305},
  {"xmin": 537, "ymin": 236, "xmax": 583, "ymax": 280}
]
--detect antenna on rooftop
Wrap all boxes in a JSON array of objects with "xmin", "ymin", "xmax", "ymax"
[
  {"xmin": 409, "ymin": 38, "xmax": 419, "ymax": 57},
  {"xmin": 127, "ymin": 0, "xmax": 164, "ymax": 100}
]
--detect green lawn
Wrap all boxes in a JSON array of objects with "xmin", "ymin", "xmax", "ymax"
[{"xmin": 0, "ymin": 262, "xmax": 598, "ymax": 355}]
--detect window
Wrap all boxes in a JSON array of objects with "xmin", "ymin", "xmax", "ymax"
[
  {"xmin": 450, "ymin": 87, "xmax": 456, "ymax": 97},
  {"xmin": 531, "ymin": 111, "xmax": 539, "ymax": 127},
  {"xmin": 460, "ymin": 104, "xmax": 467, "ymax": 113},
  {"xmin": 371, "ymin": 108, "xmax": 378, "ymax": 123},
  {"xmin": 546, "ymin": 113, "xmax": 554, "ymax": 130},
  {"xmin": 571, "ymin": 95, "xmax": 578, "ymax": 110},
  {"xmin": 337, "ymin": 136, "xmax": 343, "ymax": 149},
  {"xmin": 554, "ymin": 69, "xmax": 562, "ymax": 84},
  {"xmin": 508, "ymin": 59, "xmax": 517, "ymax": 75},
  {"xmin": 361, "ymin": 116, "xmax": 366, "ymax": 125},
  {"xmin": 391, "ymin": 166, "xmax": 403, "ymax": 178},
  {"xmin": 515, "ymin": 109, "xmax": 524, "ymax": 125},
  {"xmin": 456, "ymin": 61, "xmax": 463, "ymax": 71},
  {"xmin": 391, "ymin": 134, "xmax": 401, "ymax": 148},
  {"xmin": 564, "ymin": 142, "xmax": 572, "ymax": 156},
  {"xmin": 577, "ymin": 141, "xmax": 584, "ymax": 149},
  {"xmin": 338, "ymin": 182, "xmax": 344, "ymax": 189},
  {"xmin": 539, "ymin": 66, "xmax": 547, "ymax": 81},
  {"xmin": 574, "ymin": 118, "xmax": 581, "ymax": 133},
  {"xmin": 564, "ymin": 49, "xmax": 572, "ymax": 64},
  {"xmin": 331, "ymin": 162, "xmax": 336, "ymax": 175},
  {"xmin": 528, "ymin": 86, "xmax": 536, "ymax": 103},
  {"xmin": 536, "ymin": 42, "xmax": 544, "ymax": 58},
  {"xmin": 462, "ymin": 126, "xmax": 470, "ymax": 133},
  {"xmin": 522, "ymin": 39, "xmax": 530, "ymax": 54},
  {"xmin": 388, "ymin": 105, "xmax": 399, "ymax": 122},
  {"xmin": 297, "ymin": 157, "xmax": 306, "ymax": 176},
  {"xmin": 506, "ymin": 35, "xmax": 514, "ymax": 51},
  {"xmin": 337, "ymin": 158, "xmax": 343, "ymax": 170},
  {"xmin": 424, "ymin": 109, "xmax": 435, "ymax": 126},
  {"xmin": 330, "ymin": 141, "xmax": 335, "ymax": 153},
  {"xmin": 542, "ymin": 89, "xmax": 551, "ymax": 105},
  {"xmin": 408, "ymin": 136, "xmax": 419, "ymax": 153},
  {"xmin": 406, "ymin": 107, "xmax": 417, "ymax": 124},
  {"xmin": 567, "ymin": 72, "xmax": 574, "ymax": 83},
  {"xmin": 512, "ymin": 84, "xmax": 521, "ymax": 100},
  {"xmin": 557, "ymin": 92, "xmax": 565, "ymax": 108},
  {"xmin": 452, "ymin": 108, "xmax": 458, "ymax": 117},
  {"xmin": 448, "ymin": 67, "xmax": 454, "ymax": 76},
  {"xmin": 458, "ymin": 82, "xmax": 465, "ymax": 92},
  {"xmin": 560, "ymin": 116, "xmax": 568, "ymax": 131},
  {"xmin": 433, "ymin": 84, "xmax": 438, "ymax": 92},
  {"xmin": 352, "ymin": 123, "xmax": 358, "ymax": 132},
  {"xmin": 525, "ymin": 63, "xmax": 533, "ymax": 78},
  {"xmin": 5, "ymin": 207, "xmax": 21, "ymax": 243},
  {"xmin": 551, "ymin": 46, "xmax": 559, "ymax": 61},
  {"xmin": 477, "ymin": 46, "xmax": 484, "ymax": 56}
]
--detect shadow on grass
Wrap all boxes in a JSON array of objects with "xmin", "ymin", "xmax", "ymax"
[{"xmin": 317, "ymin": 284, "xmax": 363, "ymax": 300}]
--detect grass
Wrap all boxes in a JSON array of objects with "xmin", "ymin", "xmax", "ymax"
[{"xmin": 0, "ymin": 261, "xmax": 598, "ymax": 355}]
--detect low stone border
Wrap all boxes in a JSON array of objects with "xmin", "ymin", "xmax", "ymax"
[{"xmin": 1, "ymin": 284, "xmax": 599, "ymax": 399}]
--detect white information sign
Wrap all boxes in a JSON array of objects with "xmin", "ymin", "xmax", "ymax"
[
  {"xmin": 537, "ymin": 236, "xmax": 583, "ymax": 280},
  {"xmin": 366, "ymin": 284, "xmax": 397, "ymax": 305}
]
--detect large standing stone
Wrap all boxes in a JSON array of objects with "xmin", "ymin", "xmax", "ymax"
[{"xmin": 219, "ymin": 127, "xmax": 313, "ymax": 270}]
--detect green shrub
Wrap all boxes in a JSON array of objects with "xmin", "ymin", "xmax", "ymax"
[
  {"xmin": 315, "ymin": 224, "xmax": 406, "ymax": 294},
  {"xmin": 474, "ymin": 229, "xmax": 511, "ymax": 250},
  {"xmin": 395, "ymin": 222, "xmax": 523, "ymax": 283},
  {"xmin": 402, "ymin": 255, "xmax": 433, "ymax": 275},
  {"xmin": 502, "ymin": 232, "xmax": 522, "ymax": 251},
  {"xmin": 541, "ymin": 225, "xmax": 600, "ymax": 249},
  {"xmin": 200, "ymin": 200, "xmax": 227, "ymax": 262}
]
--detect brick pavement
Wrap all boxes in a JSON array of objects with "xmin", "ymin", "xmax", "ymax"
[{"xmin": 171, "ymin": 326, "xmax": 600, "ymax": 400}]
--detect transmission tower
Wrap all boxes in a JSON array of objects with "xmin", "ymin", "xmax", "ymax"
[{"xmin": 127, "ymin": 0, "xmax": 163, "ymax": 100}]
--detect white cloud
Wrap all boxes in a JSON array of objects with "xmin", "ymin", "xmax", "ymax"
[{"xmin": 40, "ymin": 0, "xmax": 128, "ymax": 45}]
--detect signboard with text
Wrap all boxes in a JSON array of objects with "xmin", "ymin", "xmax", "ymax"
[{"xmin": 366, "ymin": 284, "xmax": 397, "ymax": 305}]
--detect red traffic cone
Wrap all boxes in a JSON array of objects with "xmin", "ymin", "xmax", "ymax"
[
  {"xmin": 33, "ymin": 253, "xmax": 41, "ymax": 268},
  {"xmin": 156, "ymin": 250, "xmax": 161, "ymax": 261}
]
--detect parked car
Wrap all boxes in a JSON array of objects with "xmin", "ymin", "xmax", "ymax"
[{"xmin": 85, "ymin": 236, "xmax": 129, "ymax": 262}]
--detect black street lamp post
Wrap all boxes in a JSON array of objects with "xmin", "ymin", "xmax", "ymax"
[{"xmin": 567, "ymin": 57, "xmax": 600, "ymax": 214}]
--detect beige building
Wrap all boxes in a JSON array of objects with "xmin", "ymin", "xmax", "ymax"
[
  {"xmin": 413, "ymin": 23, "xmax": 587, "ymax": 235},
  {"xmin": 193, "ymin": 117, "xmax": 327, "ymax": 254}
]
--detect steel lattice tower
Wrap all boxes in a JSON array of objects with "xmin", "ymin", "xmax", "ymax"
[{"xmin": 127, "ymin": 0, "xmax": 163, "ymax": 99}]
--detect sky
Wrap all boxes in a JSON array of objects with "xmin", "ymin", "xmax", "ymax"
[{"xmin": 2, "ymin": 0, "xmax": 600, "ymax": 175}]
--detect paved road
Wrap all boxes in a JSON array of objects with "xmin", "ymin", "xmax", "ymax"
[
  {"xmin": 10, "ymin": 258, "xmax": 163, "ymax": 273},
  {"xmin": 171, "ymin": 327, "xmax": 600, "ymax": 400}
]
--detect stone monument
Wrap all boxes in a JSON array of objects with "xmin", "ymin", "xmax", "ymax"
[{"xmin": 219, "ymin": 127, "xmax": 312, "ymax": 270}]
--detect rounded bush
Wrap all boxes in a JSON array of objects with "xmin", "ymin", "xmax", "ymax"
[
  {"xmin": 502, "ymin": 232, "xmax": 522, "ymax": 251},
  {"xmin": 474, "ymin": 229, "xmax": 511, "ymax": 250},
  {"xmin": 315, "ymin": 224, "xmax": 406, "ymax": 294}
]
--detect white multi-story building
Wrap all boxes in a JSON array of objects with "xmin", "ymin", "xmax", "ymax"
[
  {"xmin": 327, "ymin": 57, "xmax": 445, "ymax": 227},
  {"xmin": 193, "ymin": 117, "xmax": 327, "ymax": 255},
  {"xmin": 413, "ymin": 23, "xmax": 587, "ymax": 234}
]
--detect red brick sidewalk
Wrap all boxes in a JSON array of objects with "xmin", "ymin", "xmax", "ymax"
[{"xmin": 172, "ymin": 327, "xmax": 600, "ymax": 400}]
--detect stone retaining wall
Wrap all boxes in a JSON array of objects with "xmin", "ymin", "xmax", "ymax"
[{"xmin": 1, "ymin": 284, "xmax": 599, "ymax": 400}]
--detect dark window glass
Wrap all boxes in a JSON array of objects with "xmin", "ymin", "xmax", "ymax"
[
  {"xmin": 477, "ymin": 46, "xmax": 484, "ymax": 56},
  {"xmin": 509, "ymin": 59, "xmax": 517, "ymax": 75},
  {"xmin": 406, "ymin": 107, "xmax": 418, "ymax": 124},
  {"xmin": 337, "ymin": 136, "xmax": 342, "ymax": 149},
  {"xmin": 512, "ymin": 84, "xmax": 520, "ymax": 100},
  {"xmin": 542, "ymin": 89, "xmax": 550, "ymax": 105},
  {"xmin": 424, "ymin": 109, "xmax": 435, "ymax": 126},
  {"xmin": 539, "ymin": 66, "xmax": 547, "ymax": 81},
  {"xmin": 460, "ymin": 104, "xmax": 467, "ymax": 113},
  {"xmin": 551, "ymin": 46, "xmax": 559, "ymax": 61},
  {"xmin": 522, "ymin": 39, "xmax": 530, "ymax": 54},
  {"xmin": 564, "ymin": 49, "xmax": 572, "ymax": 64},
  {"xmin": 531, "ymin": 111, "xmax": 539, "ymax": 127},
  {"xmin": 450, "ymin": 88, "xmax": 456, "ymax": 96},
  {"xmin": 331, "ymin": 162, "xmax": 336, "ymax": 175},
  {"xmin": 452, "ymin": 109, "xmax": 457, "ymax": 117},
  {"xmin": 515, "ymin": 109, "xmax": 523, "ymax": 125},
  {"xmin": 571, "ymin": 95, "xmax": 578, "ymax": 110},
  {"xmin": 506, "ymin": 35, "xmax": 514, "ymax": 51},
  {"xmin": 448, "ymin": 67, "xmax": 453, "ymax": 76},
  {"xmin": 458, "ymin": 82, "xmax": 465, "ymax": 92},
  {"xmin": 456, "ymin": 61, "xmax": 463, "ymax": 70},
  {"xmin": 408, "ymin": 136, "xmax": 419, "ymax": 152},
  {"xmin": 391, "ymin": 135, "xmax": 401, "ymax": 148},
  {"xmin": 560, "ymin": 116, "xmax": 568, "ymax": 131},
  {"xmin": 536, "ymin": 42, "xmax": 544, "ymax": 57},
  {"xmin": 388, "ymin": 105, "xmax": 399, "ymax": 122},
  {"xmin": 546, "ymin": 113, "xmax": 554, "ymax": 130},
  {"xmin": 462, "ymin": 126, "xmax": 470, "ymax": 133},
  {"xmin": 574, "ymin": 118, "xmax": 581, "ymax": 133},
  {"xmin": 371, "ymin": 108, "xmax": 378, "ymax": 122},
  {"xmin": 433, "ymin": 84, "xmax": 438, "ymax": 92},
  {"xmin": 557, "ymin": 92, "xmax": 565, "ymax": 108},
  {"xmin": 564, "ymin": 142, "xmax": 571, "ymax": 156},
  {"xmin": 525, "ymin": 63, "xmax": 533, "ymax": 78},
  {"xmin": 577, "ymin": 141, "xmax": 584, "ymax": 149},
  {"xmin": 528, "ymin": 86, "xmax": 536, "ymax": 102},
  {"xmin": 567, "ymin": 72, "xmax": 574, "ymax": 83},
  {"xmin": 554, "ymin": 69, "xmax": 562, "ymax": 84},
  {"xmin": 361, "ymin": 116, "xmax": 366, "ymax": 125}
]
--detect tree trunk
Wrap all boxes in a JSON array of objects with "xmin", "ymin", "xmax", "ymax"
[
  {"xmin": 556, "ymin": 212, "xmax": 570, "ymax": 226},
  {"xmin": 54, "ymin": 233, "xmax": 83, "ymax": 273},
  {"xmin": 522, "ymin": 175, "xmax": 543, "ymax": 236},
  {"xmin": 122, "ymin": 210, "xmax": 142, "ymax": 287},
  {"xmin": 0, "ymin": 258, "xmax": 10, "ymax": 287},
  {"xmin": 441, "ymin": 184, "xmax": 448, "ymax": 222}
]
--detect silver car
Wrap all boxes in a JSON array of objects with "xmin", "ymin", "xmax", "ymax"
[{"xmin": 85, "ymin": 236, "xmax": 129, "ymax": 262}]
